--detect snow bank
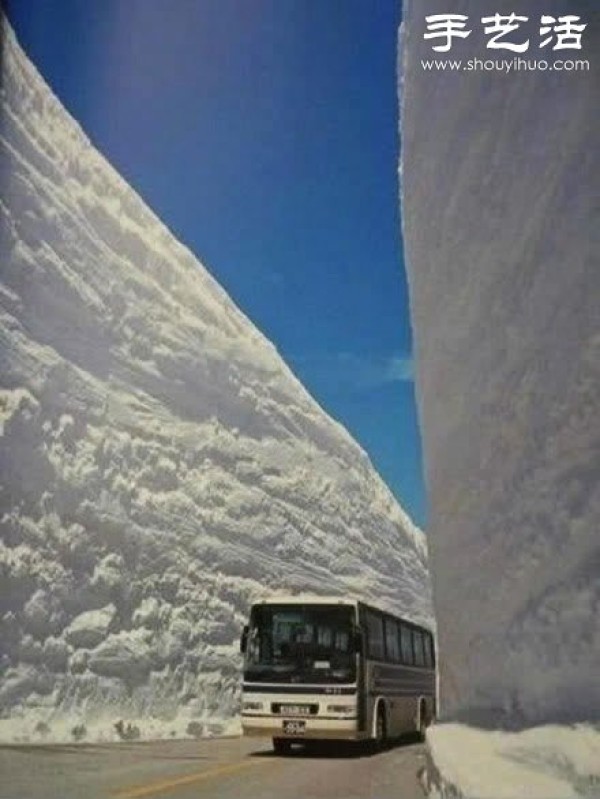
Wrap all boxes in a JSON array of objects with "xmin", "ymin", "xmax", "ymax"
[
  {"xmin": 422, "ymin": 723, "xmax": 600, "ymax": 799},
  {"xmin": 0, "ymin": 713, "xmax": 242, "ymax": 745},
  {"xmin": 0, "ymin": 16, "xmax": 432, "ymax": 741},
  {"xmin": 400, "ymin": 0, "xmax": 598, "ymax": 727}
]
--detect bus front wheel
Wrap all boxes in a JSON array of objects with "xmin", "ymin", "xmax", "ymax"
[{"xmin": 272, "ymin": 737, "xmax": 292, "ymax": 755}]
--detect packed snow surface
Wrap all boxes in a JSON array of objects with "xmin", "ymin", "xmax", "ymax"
[
  {"xmin": 400, "ymin": 0, "xmax": 598, "ymax": 728},
  {"xmin": 0, "ymin": 18, "xmax": 432, "ymax": 741},
  {"xmin": 424, "ymin": 723, "xmax": 600, "ymax": 799}
]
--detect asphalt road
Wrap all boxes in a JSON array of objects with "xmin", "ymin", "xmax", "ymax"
[{"xmin": 0, "ymin": 735, "xmax": 427, "ymax": 799}]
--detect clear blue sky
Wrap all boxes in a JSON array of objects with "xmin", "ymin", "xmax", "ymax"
[{"xmin": 5, "ymin": 0, "xmax": 427, "ymax": 527}]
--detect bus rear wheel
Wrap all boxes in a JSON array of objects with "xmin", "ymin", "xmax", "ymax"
[
  {"xmin": 375, "ymin": 704, "xmax": 387, "ymax": 749},
  {"xmin": 272, "ymin": 737, "xmax": 292, "ymax": 755},
  {"xmin": 417, "ymin": 700, "xmax": 429, "ymax": 742}
]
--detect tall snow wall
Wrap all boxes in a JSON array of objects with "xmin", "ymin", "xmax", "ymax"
[
  {"xmin": 0, "ymin": 19, "xmax": 432, "ymax": 737},
  {"xmin": 400, "ymin": 0, "xmax": 598, "ymax": 726}
]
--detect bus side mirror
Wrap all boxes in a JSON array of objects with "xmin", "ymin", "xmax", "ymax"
[
  {"xmin": 352, "ymin": 628, "xmax": 364, "ymax": 654},
  {"xmin": 240, "ymin": 625, "xmax": 249, "ymax": 654}
]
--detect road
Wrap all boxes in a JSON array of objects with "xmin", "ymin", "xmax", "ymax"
[{"xmin": 0, "ymin": 735, "xmax": 427, "ymax": 799}]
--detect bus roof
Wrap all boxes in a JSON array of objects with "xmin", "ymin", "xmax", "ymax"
[{"xmin": 252, "ymin": 595, "xmax": 359, "ymax": 607}]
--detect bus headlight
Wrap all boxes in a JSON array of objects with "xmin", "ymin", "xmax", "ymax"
[
  {"xmin": 326, "ymin": 704, "xmax": 354, "ymax": 714},
  {"xmin": 243, "ymin": 701, "xmax": 263, "ymax": 711}
]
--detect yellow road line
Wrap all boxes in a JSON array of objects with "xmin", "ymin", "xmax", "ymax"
[{"xmin": 111, "ymin": 757, "xmax": 272, "ymax": 799}]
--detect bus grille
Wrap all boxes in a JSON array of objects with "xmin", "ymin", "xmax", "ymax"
[{"xmin": 271, "ymin": 703, "xmax": 319, "ymax": 716}]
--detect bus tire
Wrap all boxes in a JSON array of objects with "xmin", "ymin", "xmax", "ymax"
[
  {"xmin": 272, "ymin": 737, "xmax": 292, "ymax": 755},
  {"xmin": 417, "ymin": 699, "xmax": 428, "ymax": 742},
  {"xmin": 375, "ymin": 703, "xmax": 387, "ymax": 749}
]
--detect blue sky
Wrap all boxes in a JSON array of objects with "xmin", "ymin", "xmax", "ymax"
[{"xmin": 5, "ymin": 0, "xmax": 427, "ymax": 526}]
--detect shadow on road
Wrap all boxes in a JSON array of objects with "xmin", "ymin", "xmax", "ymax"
[
  {"xmin": 250, "ymin": 732, "xmax": 423, "ymax": 760},
  {"xmin": 0, "ymin": 742, "xmax": 212, "ymax": 762},
  {"xmin": 0, "ymin": 744, "xmax": 107, "ymax": 756}
]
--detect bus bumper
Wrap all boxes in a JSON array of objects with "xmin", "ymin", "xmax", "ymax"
[{"xmin": 241, "ymin": 716, "xmax": 364, "ymax": 740}]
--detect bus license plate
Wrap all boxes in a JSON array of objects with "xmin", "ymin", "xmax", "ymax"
[
  {"xmin": 280, "ymin": 704, "xmax": 311, "ymax": 715},
  {"xmin": 283, "ymin": 720, "xmax": 306, "ymax": 735}
]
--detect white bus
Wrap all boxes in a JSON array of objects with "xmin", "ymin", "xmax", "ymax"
[{"xmin": 240, "ymin": 596, "xmax": 435, "ymax": 753}]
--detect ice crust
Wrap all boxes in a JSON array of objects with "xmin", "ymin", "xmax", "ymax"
[
  {"xmin": 400, "ymin": 0, "xmax": 598, "ymax": 727},
  {"xmin": 0, "ymin": 19, "xmax": 432, "ymax": 740}
]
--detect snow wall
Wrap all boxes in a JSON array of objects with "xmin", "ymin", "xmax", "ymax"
[
  {"xmin": 400, "ymin": 0, "xmax": 598, "ymax": 726},
  {"xmin": 0, "ymin": 19, "xmax": 432, "ymax": 738}
]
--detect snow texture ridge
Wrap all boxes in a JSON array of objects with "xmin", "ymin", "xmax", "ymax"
[
  {"xmin": 0, "ymin": 17, "xmax": 432, "ymax": 739},
  {"xmin": 400, "ymin": 0, "xmax": 598, "ymax": 727}
]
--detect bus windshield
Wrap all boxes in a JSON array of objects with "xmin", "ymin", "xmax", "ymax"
[{"xmin": 244, "ymin": 604, "xmax": 357, "ymax": 684}]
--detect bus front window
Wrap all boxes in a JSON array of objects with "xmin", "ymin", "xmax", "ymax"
[{"xmin": 244, "ymin": 604, "xmax": 357, "ymax": 684}]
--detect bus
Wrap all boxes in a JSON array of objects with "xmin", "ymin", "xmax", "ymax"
[{"xmin": 240, "ymin": 595, "xmax": 436, "ymax": 753}]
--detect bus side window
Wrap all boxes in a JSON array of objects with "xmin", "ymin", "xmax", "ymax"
[
  {"xmin": 366, "ymin": 611, "xmax": 384, "ymax": 660},
  {"xmin": 423, "ymin": 633, "xmax": 433, "ymax": 668},
  {"xmin": 395, "ymin": 622, "xmax": 403, "ymax": 664},
  {"xmin": 384, "ymin": 618, "xmax": 399, "ymax": 662},
  {"xmin": 400, "ymin": 624, "xmax": 413, "ymax": 665},
  {"xmin": 413, "ymin": 630, "xmax": 425, "ymax": 667}
]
